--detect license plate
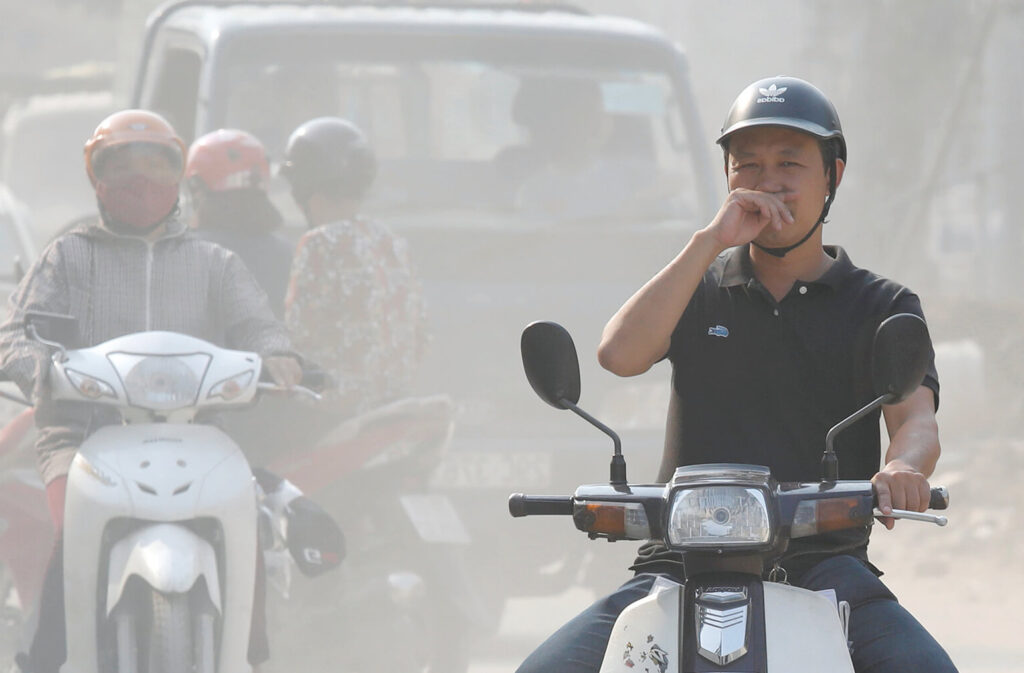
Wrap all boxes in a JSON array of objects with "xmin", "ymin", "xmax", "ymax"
[
  {"xmin": 431, "ymin": 450, "xmax": 552, "ymax": 490},
  {"xmin": 399, "ymin": 494, "xmax": 471, "ymax": 544}
]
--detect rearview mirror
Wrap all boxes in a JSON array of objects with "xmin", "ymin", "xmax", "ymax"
[
  {"xmin": 520, "ymin": 321, "xmax": 581, "ymax": 410},
  {"xmin": 872, "ymin": 313, "xmax": 931, "ymax": 404}
]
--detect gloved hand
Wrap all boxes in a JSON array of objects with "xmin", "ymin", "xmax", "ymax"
[
  {"xmin": 284, "ymin": 496, "xmax": 345, "ymax": 577},
  {"xmin": 253, "ymin": 467, "xmax": 344, "ymax": 577}
]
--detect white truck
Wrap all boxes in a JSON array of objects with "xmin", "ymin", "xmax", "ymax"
[{"xmin": 133, "ymin": 1, "xmax": 719, "ymax": 663}]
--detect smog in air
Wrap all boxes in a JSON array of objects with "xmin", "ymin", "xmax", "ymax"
[{"xmin": 0, "ymin": 1, "xmax": 1018, "ymax": 672}]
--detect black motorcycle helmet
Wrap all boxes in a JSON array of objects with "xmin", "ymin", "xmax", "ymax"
[
  {"xmin": 280, "ymin": 117, "xmax": 377, "ymax": 208},
  {"xmin": 717, "ymin": 77, "xmax": 846, "ymax": 257}
]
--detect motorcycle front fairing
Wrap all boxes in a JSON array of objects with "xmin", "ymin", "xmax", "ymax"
[
  {"xmin": 62, "ymin": 422, "xmax": 258, "ymax": 673},
  {"xmin": 47, "ymin": 332, "xmax": 265, "ymax": 673},
  {"xmin": 47, "ymin": 330, "xmax": 262, "ymax": 423},
  {"xmin": 598, "ymin": 574, "xmax": 854, "ymax": 673},
  {"xmin": 542, "ymin": 466, "xmax": 871, "ymax": 672}
]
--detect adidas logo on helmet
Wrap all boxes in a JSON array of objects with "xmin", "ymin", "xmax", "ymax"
[{"xmin": 756, "ymin": 83, "xmax": 787, "ymax": 104}]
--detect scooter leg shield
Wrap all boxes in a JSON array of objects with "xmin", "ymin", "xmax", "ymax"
[
  {"xmin": 596, "ymin": 574, "xmax": 855, "ymax": 673},
  {"xmin": 599, "ymin": 576, "xmax": 681, "ymax": 672},
  {"xmin": 762, "ymin": 582, "xmax": 855, "ymax": 672}
]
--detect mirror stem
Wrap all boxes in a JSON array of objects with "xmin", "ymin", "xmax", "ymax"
[
  {"xmin": 823, "ymin": 393, "xmax": 892, "ymax": 481},
  {"xmin": 27, "ymin": 324, "xmax": 68, "ymax": 363},
  {"xmin": 561, "ymin": 399, "xmax": 626, "ymax": 485}
]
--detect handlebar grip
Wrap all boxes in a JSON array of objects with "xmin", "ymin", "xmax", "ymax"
[
  {"xmin": 873, "ymin": 485, "xmax": 950, "ymax": 511},
  {"xmin": 508, "ymin": 494, "xmax": 573, "ymax": 518}
]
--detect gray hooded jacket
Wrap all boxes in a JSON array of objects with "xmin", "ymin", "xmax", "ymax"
[{"xmin": 0, "ymin": 215, "xmax": 293, "ymax": 483}]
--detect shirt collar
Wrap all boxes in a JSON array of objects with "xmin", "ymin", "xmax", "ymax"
[
  {"xmin": 718, "ymin": 244, "xmax": 854, "ymax": 289},
  {"xmin": 719, "ymin": 244, "xmax": 755, "ymax": 288}
]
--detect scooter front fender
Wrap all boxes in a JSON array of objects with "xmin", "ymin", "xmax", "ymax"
[{"xmin": 105, "ymin": 523, "xmax": 221, "ymax": 615}]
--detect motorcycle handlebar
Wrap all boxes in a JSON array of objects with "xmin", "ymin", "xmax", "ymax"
[
  {"xmin": 508, "ymin": 494, "xmax": 573, "ymax": 518},
  {"xmin": 872, "ymin": 486, "xmax": 948, "ymax": 510},
  {"xmin": 508, "ymin": 485, "xmax": 948, "ymax": 521},
  {"xmin": 257, "ymin": 382, "xmax": 322, "ymax": 401}
]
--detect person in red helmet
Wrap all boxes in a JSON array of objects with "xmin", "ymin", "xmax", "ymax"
[
  {"xmin": 186, "ymin": 129, "xmax": 294, "ymax": 318},
  {"xmin": 0, "ymin": 109, "xmax": 302, "ymax": 673}
]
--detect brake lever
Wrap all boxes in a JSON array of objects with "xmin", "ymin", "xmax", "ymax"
[
  {"xmin": 257, "ymin": 382, "xmax": 322, "ymax": 401},
  {"xmin": 872, "ymin": 508, "xmax": 947, "ymax": 526}
]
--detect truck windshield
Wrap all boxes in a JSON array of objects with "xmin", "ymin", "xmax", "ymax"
[{"xmin": 212, "ymin": 32, "xmax": 698, "ymax": 222}]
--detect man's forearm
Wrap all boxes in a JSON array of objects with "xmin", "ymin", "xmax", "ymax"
[
  {"xmin": 598, "ymin": 230, "xmax": 723, "ymax": 377},
  {"xmin": 884, "ymin": 414, "xmax": 940, "ymax": 478}
]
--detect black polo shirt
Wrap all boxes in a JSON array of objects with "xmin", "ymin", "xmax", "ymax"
[{"xmin": 632, "ymin": 244, "xmax": 939, "ymax": 580}]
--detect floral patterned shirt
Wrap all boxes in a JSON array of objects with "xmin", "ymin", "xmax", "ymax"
[{"xmin": 285, "ymin": 218, "xmax": 427, "ymax": 414}]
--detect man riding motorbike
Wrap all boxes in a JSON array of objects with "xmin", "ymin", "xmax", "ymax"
[
  {"xmin": 517, "ymin": 77, "xmax": 958, "ymax": 672},
  {"xmin": 0, "ymin": 109, "xmax": 302, "ymax": 673}
]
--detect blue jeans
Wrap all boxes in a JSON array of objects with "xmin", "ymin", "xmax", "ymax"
[{"xmin": 516, "ymin": 555, "xmax": 957, "ymax": 673}]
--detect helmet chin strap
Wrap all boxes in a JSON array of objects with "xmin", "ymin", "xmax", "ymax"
[
  {"xmin": 751, "ymin": 188, "xmax": 834, "ymax": 259},
  {"xmin": 752, "ymin": 217, "xmax": 822, "ymax": 258}
]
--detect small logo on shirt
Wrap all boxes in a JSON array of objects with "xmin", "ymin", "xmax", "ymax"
[
  {"xmin": 757, "ymin": 84, "xmax": 787, "ymax": 103},
  {"xmin": 707, "ymin": 325, "xmax": 730, "ymax": 338}
]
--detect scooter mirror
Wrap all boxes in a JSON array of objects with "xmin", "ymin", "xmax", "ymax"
[
  {"xmin": 872, "ymin": 313, "xmax": 931, "ymax": 404},
  {"xmin": 521, "ymin": 321, "xmax": 581, "ymax": 410}
]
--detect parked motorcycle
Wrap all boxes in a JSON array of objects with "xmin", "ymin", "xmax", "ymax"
[
  {"xmin": 23, "ymin": 314, "xmax": 325, "ymax": 673},
  {"xmin": 509, "ymin": 314, "xmax": 949, "ymax": 672}
]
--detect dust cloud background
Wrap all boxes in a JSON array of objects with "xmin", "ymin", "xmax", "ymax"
[{"xmin": 0, "ymin": 1, "xmax": 1020, "ymax": 671}]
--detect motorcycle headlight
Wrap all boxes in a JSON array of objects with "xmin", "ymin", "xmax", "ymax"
[
  {"xmin": 108, "ymin": 353, "xmax": 211, "ymax": 411},
  {"xmin": 667, "ymin": 485, "xmax": 772, "ymax": 548}
]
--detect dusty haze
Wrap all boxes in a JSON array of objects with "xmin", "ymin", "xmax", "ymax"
[{"xmin": 0, "ymin": 1, "xmax": 1020, "ymax": 671}]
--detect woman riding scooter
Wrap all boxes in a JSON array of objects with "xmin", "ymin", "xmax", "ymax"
[{"xmin": 0, "ymin": 109, "xmax": 301, "ymax": 673}]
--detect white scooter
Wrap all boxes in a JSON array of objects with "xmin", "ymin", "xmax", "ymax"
[
  {"xmin": 26, "ymin": 314, "xmax": 320, "ymax": 673},
  {"xmin": 509, "ymin": 314, "xmax": 949, "ymax": 672}
]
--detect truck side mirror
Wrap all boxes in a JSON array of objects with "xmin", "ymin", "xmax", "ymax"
[
  {"xmin": 872, "ymin": 313, "xmax": 931, "ymax": 404},
  {"xmin": 520, "ymin": 321, "xmax": 581, "ymax": 410}
]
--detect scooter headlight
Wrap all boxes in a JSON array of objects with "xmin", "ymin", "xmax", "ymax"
[
  {"xmin": 108, "ymin": 353, "xmax": 211, "ymax": 411},
  {"xmin": 667, "ymin": 485, "xmax": 772, "ymax": 548}
]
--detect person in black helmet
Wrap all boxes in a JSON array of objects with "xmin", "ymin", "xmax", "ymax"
[
  {"xmin": 517, "ymin": 77, "xmax": 956, "ymax": 673},
  {"xmin": 282, "ymin": 117, "xmax": 427, "ymax": 418}
]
